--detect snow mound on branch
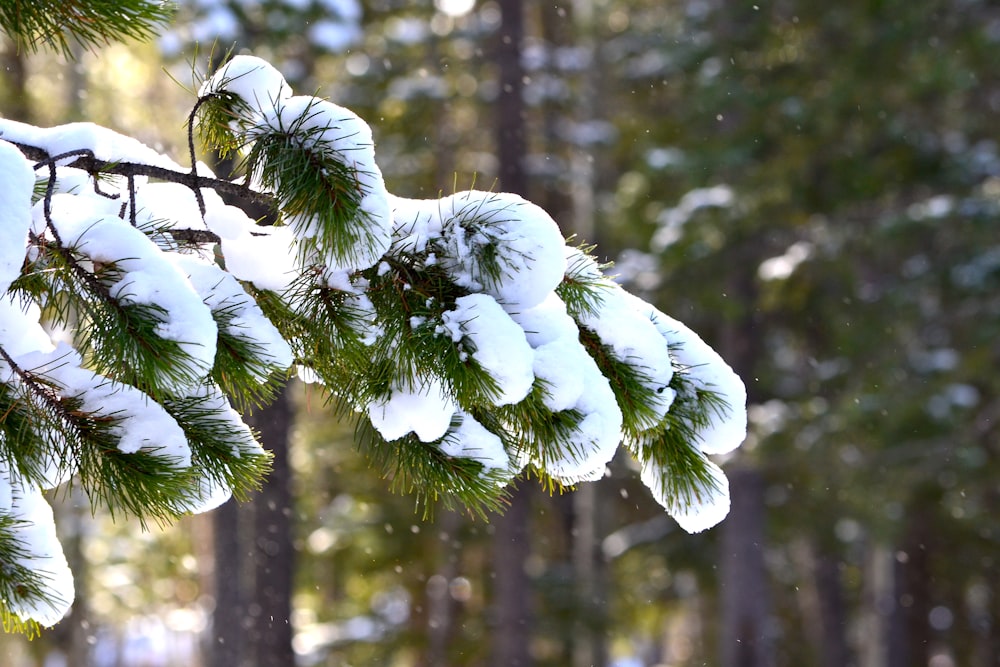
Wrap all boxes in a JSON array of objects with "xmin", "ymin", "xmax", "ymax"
[
  {"xmin": 1, "ymin": 478, "xmax": 74, "ymax": 627},
  {"xmin": 199, "ymin": 54, "xmax": 292, "ymax": 115},
  {"xmin": 440, "ymin": 293, "xmax": 534, "ymax": 406},
  {"xmin": 0, "ymin": 118, "xmax": 185, "ymax": 171},
  {"xmin": 221, "ymin": 226, "xmax": 299, "ymax": 293},
  {"xmin": 0, "ymin": 295, "xmax": 53, "ymax": 359},
  {"xmin": 638, "ymin": 301, "xmax": 747, "ymax": 456},
  {"xmin": 259, "ymin": 95, "xmax": 392, "ymax": 272},
  {"xmin": 510, "ymin": 294, "xmax": 623, "ymax": 484},
  {"xmin": 640, "ymin": 454, "xmax": 731, "ymax": 533},
  {"xmin": 440, "ymin": 191, "xmax": 566, "ymax": 309},
  {"xmin": 390, "ymin": 191, "xmax": 567, "ymax": 310},
  {"xmin": 172, "ymin": 385, "xmax": 266, "ymax": 514},
  {"xmin": 170, "ymin": 254, "xmax": 293, "ymax": 376},
  {"xmin": 576, "ymin": 278, "xmax": 675, "ymax": 429},
  {"xmin": 440, "ymin": 410, "xmax": 510, "ymax": 472},
  {"xmin": 39, "ymin": 194, "xmax": 217, "ymax": 390},
  {"xmin": 13, "ymin": 344, "xmax": 192, "ymax": 467},
  {"xmin": 368, "ymin": 375, "xmax": 456, "ymax": 442},
  {"xmin": 0, "ymin": 140, "xmax": 35, "ymax": 295}
]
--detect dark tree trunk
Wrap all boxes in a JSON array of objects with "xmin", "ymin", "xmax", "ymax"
[
  {"xmin": 491, "ymin": 483, "xmax": 533, "ymax": 667},
  {"xmin": 814, "ymin": 545, "xmax": 851, "ymax": 667},
  {"xmin": 891, "ymin": 491, "xmax": 935, "ymax": 667},
  {"xmin": 719, "ymin": 467, "xmax": 774, "ymax": 667},
  {"xmin": 244, "ymin": 385, "xmax": 296, "ymax": 667},
  {"xmin": 210, "ymin": 498, "xmax": 248, "ymax": 667},
  {"xmin": 495, "ymin": 0, "xmax": 527, "ymax": 197},
  {"xmin": 490, "ymin": 2, "xmax": 535, "ymax": 666}
]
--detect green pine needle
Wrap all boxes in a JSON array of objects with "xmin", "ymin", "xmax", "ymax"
[
  {"xmin": 242, "ymin": 103, "xmax": 382, "ymax": 267},
  {"xmin": 0, "ymin": 0, "xmax": 173, "ymax": 57},
  {"xmin": 162, "ymin": 392, "xmax": 272, "ymax": 503},
  {"xmin": 557, "ymin": 241, "xmax": 612, "ymax": 320},
  {"xmin": 0, "ymin": 516, "xmax": 50, "ymax": 638},
  {"xmin": 627, "ymin": 360, "xmax": 732, "ymax": 509},
  {"xmin": 577, "ymin": 326, "xmax": 666, "ymax": 438},
  {"xmin": 354, "ymin": 417, "xmax": 510, "ymax": 520}
]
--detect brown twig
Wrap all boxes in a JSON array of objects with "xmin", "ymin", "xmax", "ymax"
[{"xmin": 10, "ymin": 141, "xmax": 277, "ymax": 211}]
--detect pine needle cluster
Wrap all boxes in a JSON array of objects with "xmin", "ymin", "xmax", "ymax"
[
  {"xmin": 0, "ymin": 53, "xmax": 747, "ymax": 632},
  {"xmin": 0, "ymin": 0, "xmax": 172, "ymax": 56}
]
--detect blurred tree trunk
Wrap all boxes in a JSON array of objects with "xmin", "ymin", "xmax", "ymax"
[
  {"xmin": 719, "ymin": 467, "xmax": 774, "ymax": 667},
  {"xmin": 495, "ymin": 0, "xmax": 527, "ymax": 198},
  {"xmin": 491, "ymin": 483, "xmax": 533, "ymax": 667},
  {"xmin": 813, "ymin": 545, "xmax": 850, "ymax": 667},
  {"xmin": 244, "ymin": 385, "xmax": 296, "ymax": 667},
  {"xmin": 210, "ymin": 498, "xmax": 248, "ymax": 667},
  {"xmin": 717, "ymin": 239, "xmax": 773, "ymax": 667},
  {"xmin": 490, "ymin": 1, "xmax": 534, "ymax": 666},
  {"xmin": 0, "ymin": 38, "xmax": 30, "ymax": 121},
  {"xmin": 888, "ymin": 488, "xmax": 936, "ymax": 667},
  {"xmin": 572, "ymin": 482, "xmax": 610, "ymax": 667}
]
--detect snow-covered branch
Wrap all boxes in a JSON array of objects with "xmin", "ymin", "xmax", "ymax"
[{"xmin": 0, "ymin": 54, "xmax": 747, "ymax": 632}]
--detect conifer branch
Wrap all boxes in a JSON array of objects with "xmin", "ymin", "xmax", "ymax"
[{"xmin": 8, "ymin": 141, "xmax": 277, "ymax": 213}]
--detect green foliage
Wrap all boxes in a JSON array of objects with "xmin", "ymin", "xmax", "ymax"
[
  {"xmin": 162, "ymin": 392, "xmax": 271, "ymax": 503},
  {"xmin": 0, "ymin": 26, "xmax": 747, "ymax": 639},
  {"xmin": 0, "ymin": 516, "xmax": 46, "ymax": 639},
  {"xmin": 354, "ymin": 417, "xmax": 510, "ymax": 521},
  {"xmin": 0, "ymin": 0, "xmax": 172, "ymax": 57}
]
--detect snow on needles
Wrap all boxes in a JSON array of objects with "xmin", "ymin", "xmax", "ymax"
[
  {"xmin": 0, "ymin": 54, "xmax": 752, "ymax": 627},
  {"xmin": 0, "ymin": 141, "xmax": 35, "ymax": 295},
  {"xmin": 40, "ymin": 193, "xmax": 218, "ymax": 391},
  {"xmin": 202, "ymin": 58, "xmax": 393, "ymax": 273}
]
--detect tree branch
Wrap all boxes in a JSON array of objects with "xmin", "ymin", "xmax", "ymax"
[{"xmin": 9, "ymin": 141, "xmax": 277, "ymax": 211}]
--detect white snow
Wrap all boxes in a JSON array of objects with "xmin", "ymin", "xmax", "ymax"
[
  {"xmin": 509, "ymin": 294, "xmax": 623, "ymax": 484},
  {"xmin": 368, "ymin": 375, "xmax": 456, "ymax": 442},
  {"xmin": 199, "ymin": 55, "xmax": 292, "ymax": 119},
  {"xmin": 640, "ymin": 453, "xmax": 731, "ymax": 533},
  {"xmin": 577, "ymin": 282, "xmax": 675, "ymax": 429},
  {"xmin": 0, "ymin": 291, "xmax": 53, "ymax": 359},
  {"xmin": 256, "ymin": 95, "xmax": 392, "ymax": 272},
  {"xmin": 169, "ymin": 254, "xmax": 294, "ymax": 377},
  {"xmin": 440, "ymin": 294, "xmax": 534, "ymax": 406},
  {"xmin": 640, "ymin": 303, "xmax": 747, "ymax": 456},
  {"xmin": 221, "ymin": 226, "xmax": 299, "ymax": 293},
  {"xmin": 0, "ymin": 118, "xmax": 185, "ymax": 171},
  {"xmin": 391, "ymin": 192, "xmax": 566, "ymax": 309},
  {"xmin": 439, "ymin": 410, "xmax": 510, "ymax": 471},
  {"xmin": 2, "ymin": 482, "xmax": 74, "ymax": 626},
  {"xmin": 0, "ymin": 140, "xmax": 35, "ymax": 295},
  {"xmin": 131, "ymin": 182, "xmax": 216, "ymax": 233},
  {"xmin": 13, "ymin": 343, "xmax": 192, "ymax": 466},
  {"xmin": 39, "ymin": 193, "xmax": 218, "ymax": 391},
  {"xmin": 438, "ymin": 191, "xmax": 567, "ymax": 309}
]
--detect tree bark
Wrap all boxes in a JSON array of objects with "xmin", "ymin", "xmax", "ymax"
[
  {"xmin": 490, "ymin": 2, "xmax": 535, "ymax": 666},
  {"xmin": 210, "ymin": 498, "xmax": 248, "ymax": 667},
  {"xmin": 814, "ymin": 545, "xmax": 851, "ymax": 667},
  {"xmin": 719, "ymin": 467, "xmax": 774, "ymax": 667},
  {"xmin": 491, "ymin": 483, "xmax": 533, "ymax": 667},
  {"xmin": 244, "ymin": 385, "xmax": 296, "ymax": 667},
  {"xmin": 495, "ymin": 0, "xmax": 528, "ymax": 197}
]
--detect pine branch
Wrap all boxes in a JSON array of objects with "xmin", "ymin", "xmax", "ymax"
[
  {"xmin": 0, "ymin": 517, "xmax": 47, "ymax": 638},
  {"xmin": 353, "ymin": 417, "xmax": 510, "ymax": 520},
  {"xmin": 7, "ymin": 141, "xmax": 276, "ymax": 217},
  {"xmin": 0, "ymin": 0, "xmax": 173, "ymax": 56}
]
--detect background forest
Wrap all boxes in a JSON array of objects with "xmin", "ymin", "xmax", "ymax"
[{"xmin": 2, "ymin": 0, "xmax": 999, "ymax": 666}]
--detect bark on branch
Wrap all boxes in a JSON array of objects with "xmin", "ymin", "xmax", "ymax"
[{"xmin": 10, "ymin": 141, "xmax": 278, "ymax": 212}]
